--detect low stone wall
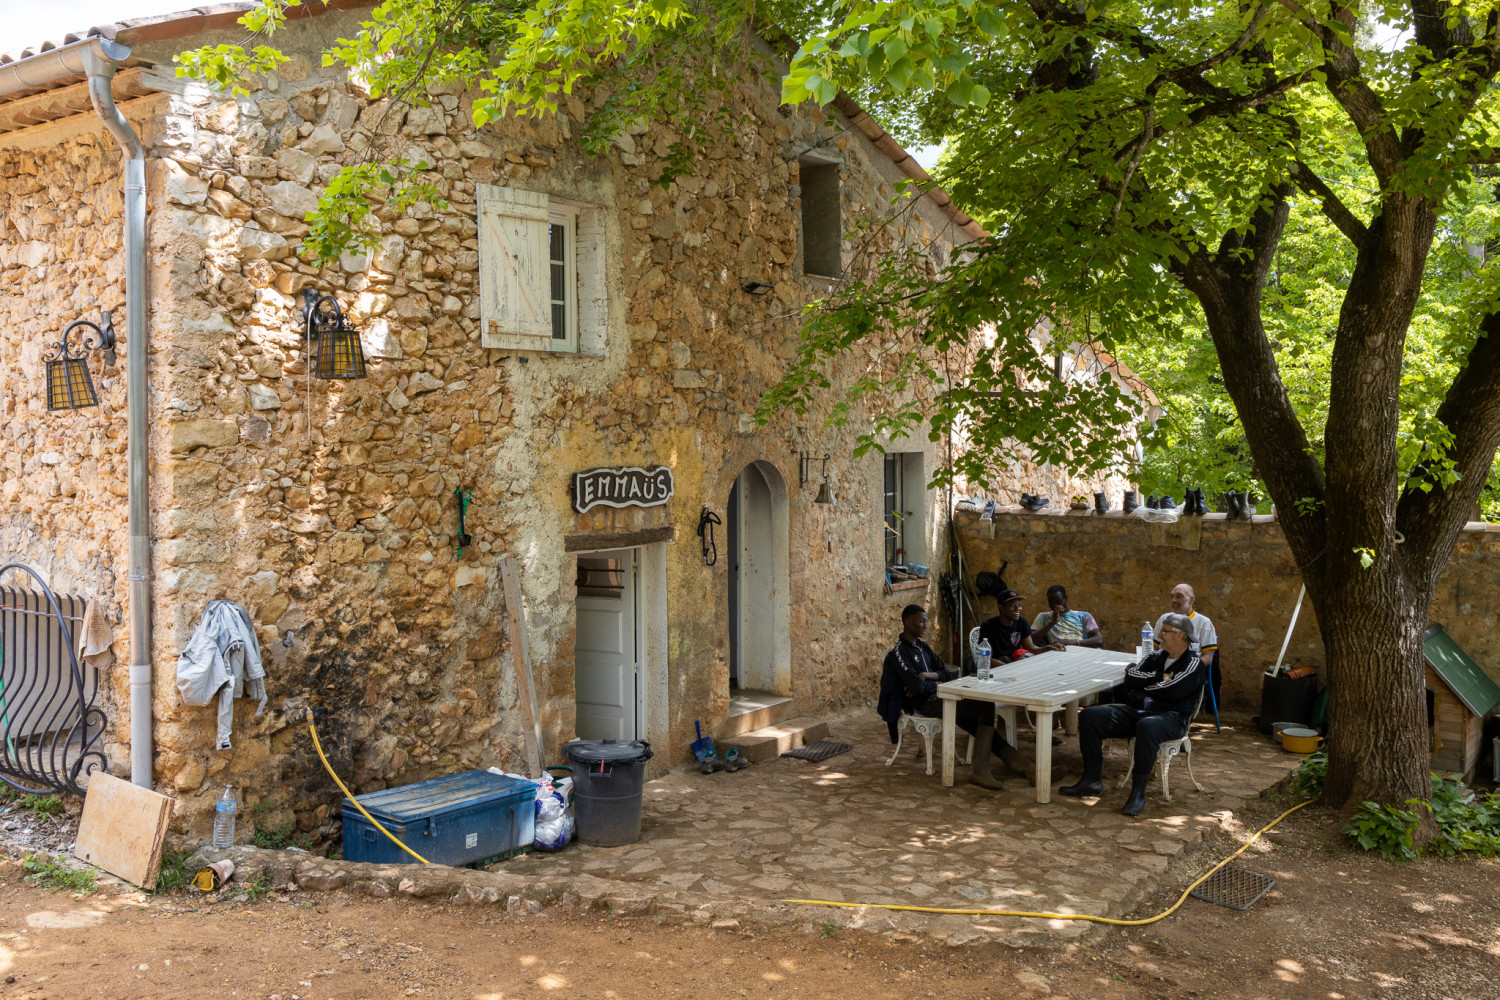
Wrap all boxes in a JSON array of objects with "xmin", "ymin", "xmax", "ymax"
[{"xmin": 954, "ymin": 507, "xmax": 1500, "ymax": 712}]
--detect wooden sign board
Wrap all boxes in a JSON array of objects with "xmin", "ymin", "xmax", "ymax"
[
  {"xmin": 74, "ymin": 773, "xmax": 173, "ymax": 890},
  {"xmin": 573, "ymin": 466, "xmax": 674, "ymax": 513}
]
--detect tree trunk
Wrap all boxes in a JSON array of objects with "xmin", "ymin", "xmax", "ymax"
[{"xmin": 1314, "ymin": 571, "xmax": 1433, "ymax": 813}]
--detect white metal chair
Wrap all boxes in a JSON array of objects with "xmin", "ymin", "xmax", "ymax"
[
  {"xmin": 886, "ymin": 711, "xmax": 973, "ymax": 774},
  {"xmin": 1117, "ymin": 686, "xmax": 1207, "ymax": 801}
]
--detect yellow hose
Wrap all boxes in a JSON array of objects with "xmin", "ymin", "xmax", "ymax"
[
  {"xmin": 307, "ymin": 720, "xmax": 430, "ymax": 865},
  {"xmin": 782, "ymin": 798, "xmax": 1316, "ymax": 925}
]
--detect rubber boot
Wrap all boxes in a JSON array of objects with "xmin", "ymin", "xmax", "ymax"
[
  {"xmin": 1122, "ymin": 779, "xmax": 1149, "ymax": 816},
  {"xmin": 997, "ymin": 742, "xmax": 1036, "ymax": 782},
  {"xmin": 1224, "ymin": 490, "xmax": 1241, "ymax": 518},
  {"xmin": 1122, "ymin": 490, "xmax": 1140, "ymax": 513},
  {"xmin": 1059, "ymin": 771, "xmax": 1103, "ymax": 797},
  {"xmin": 1093, "ymin": 491, "xmax": 1109, "ymax": 514},
  {"xmin": 1145, "ymin": 495, "xmax": 1160, "ymax": 509},
  {"xmin": 968, "ymin": 725, "xmax": 1004, "ymax": 790}
]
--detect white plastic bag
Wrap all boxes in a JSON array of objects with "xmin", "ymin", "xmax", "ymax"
[{"xmin": 533, "ymin": 787, "xmax": 575, "ymax": 851}]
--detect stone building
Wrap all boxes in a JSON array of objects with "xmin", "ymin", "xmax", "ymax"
[{"xmin": 0, "ymin": 3, "xmax": 1133, "ymax": 841}]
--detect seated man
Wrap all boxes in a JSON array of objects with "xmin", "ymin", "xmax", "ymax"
[
  {"xmin": 1031, "ymin": 585, "xmax": 1103, "ymax": 649},
  {"xmin": 978, "ymin": 589, "xmax": 1066, "ymax": 661},
  {"xmin": 877, "ymin": 604, "xmax": 1035, "ymax": 789},
  {"xmin": 1058, "ymin": 613, "xmax": 1207, "ymax": 816}
]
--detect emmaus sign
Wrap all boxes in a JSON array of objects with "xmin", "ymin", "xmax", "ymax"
[{"xmin": 573, "ymin": 466, "xmax": 675, "ymax": 513}]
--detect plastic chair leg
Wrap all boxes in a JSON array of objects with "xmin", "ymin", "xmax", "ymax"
[
  {"xmin": 886, "ymin": 717, "xmax": 907, "ymax": 766},
  {"xmin": 1118, "ymin": 739, "xmax": 1136, "ymax": 789},
  {"xmin": 962, "ymin": 733, "xmax": 975, "ymax": 766},
  {"xmin": 921, "ymin": 728, "xmax": 936, "ymax": 776}
]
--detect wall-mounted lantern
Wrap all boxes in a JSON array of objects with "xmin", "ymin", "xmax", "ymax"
[
  {"xmin": 798, "ymin": 451, "xmax": 836, "ymax": 505},
  {"xmin": 301, "ymin": 289, "xmax": 367, "ymax": 379},
  {"xmin": 45, "ymin": 311, "xmax": 116, "ymax": 410}
]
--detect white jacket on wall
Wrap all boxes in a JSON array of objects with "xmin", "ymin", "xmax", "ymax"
[{"xmin": 175, "ymin": 600, "xmax": 266, "ymax": 749}]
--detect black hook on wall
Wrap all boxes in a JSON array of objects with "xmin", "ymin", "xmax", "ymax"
[{"xmin": 696, "ymin": 507, "xmax": 722, "ymax": 567}]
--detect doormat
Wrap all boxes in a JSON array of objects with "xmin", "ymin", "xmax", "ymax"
[
  {"xmin": 781, "ymin": 740, "xmax": 851, "ymax": 762},
  {"xmin": 1189, "ymin": 865, "xmax": 1276, "ymax": 910}
]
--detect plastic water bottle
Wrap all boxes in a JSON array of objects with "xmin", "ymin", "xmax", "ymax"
[
  {"xmin": 1139, "ymin": 622, "xmax": 1153, "ymax": 661},
  {"xmin": 976, "ymin": 639, "xmax": 992, "ymax": 681},
  {"xmin": 212, "ymin": 785, "xmax": 238, "ymax": 848}
]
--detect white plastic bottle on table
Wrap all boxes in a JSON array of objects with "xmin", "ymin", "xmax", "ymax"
[
  {"xmin": 1139, "ymin": 622, "xmax": 1153, "ymax": 662},
  {"xmin": 976, "ymin": 638, "xmax": 992, "ymax": 681},
  {"xmin": 212, "ymin": 785, "xmax": 238, "ymax": 848}
]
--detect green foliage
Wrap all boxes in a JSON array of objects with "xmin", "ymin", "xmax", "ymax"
[
  {"xmin": 1289, "ymin": 748, "xmax": 1327, "ymax": 799},
  {"xmin": 1342, "ymin": 777, "xmax": 1500, "ymax": 861},
  {"xmin": 20, "ymin": 794, "xmax": 62, "ymax": 818},
  {"xmin": 241, "ymin": 875, "xmax": 272, "ymax": 902},
  {"xmin": 1343, "ymin": 800, "xmax": 1423, "ymax": 861},
  {"xmin": 21, "ymin": 853, "xmax": 97, "ymax": 894},
  {"xmin": 154, "ymin": 848, "xmax": 195, "ymax": 894},
  {"xmin": 299, "ymin": 159, "xmax": 446, "ymax": 264},
  {"xmin": 818, "ymin": 919, "xmax": 838, "ymax": 938}
]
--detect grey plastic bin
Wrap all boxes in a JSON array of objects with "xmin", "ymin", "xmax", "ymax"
[{"xmin": 561, "ymin": 738, "xmax": 653, "ymax": 847}]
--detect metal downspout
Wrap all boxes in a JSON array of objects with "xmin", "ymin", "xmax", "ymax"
[{"xmin": 79, "ymin": 43, "xmax": 153, "ymax": 788}]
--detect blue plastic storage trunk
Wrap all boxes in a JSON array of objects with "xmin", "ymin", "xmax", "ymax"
[{"xmin": 342, "ymin": 770, "xmax": 536, "ymax": 866}]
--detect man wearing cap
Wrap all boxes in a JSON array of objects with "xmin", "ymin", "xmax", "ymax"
[
  {"xmin": 878, "ymin": 605, "xmax": 1037, "ymax": 789},
  {"xmin": 977, "ymin": 590, "xmax": 1066, "ymax": 662},
  {"xmin": 1059, "ymin": 613, "xmax": 1208, "ymax": 816}
]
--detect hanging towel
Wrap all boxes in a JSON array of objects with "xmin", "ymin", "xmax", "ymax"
[
  {"xmin": 175, "ymin": 600, "xmax": 266, "ymax": 749},
  {"xmin": 76, "ymin": 600, "xmax": 114, "ymax": 671}
]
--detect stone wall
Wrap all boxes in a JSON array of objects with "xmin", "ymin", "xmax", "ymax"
[
  {"xmin": 955, "ymin": 507, "xmax": 1500, "ymax": 713},
  {"xmin": 0, "ymin": 12, "xmax": 1137, "ymax": 844}
]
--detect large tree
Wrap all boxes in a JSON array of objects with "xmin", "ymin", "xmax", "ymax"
[{"xmin": 777, "ymin": 0, "xmax": 1500, "ymax": 825}]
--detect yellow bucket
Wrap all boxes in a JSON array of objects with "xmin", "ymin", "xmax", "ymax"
[{"xmin": 1280, "ymin": 727, "xmax": 1322, "ymax": 753}]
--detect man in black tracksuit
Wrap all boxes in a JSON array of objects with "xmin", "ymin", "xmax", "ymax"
[
  {"xmin": 877, "ymin": 604, "xmax": 1034, "ymax": 788},
  {"xmin": 1059, "ymin": 612, "xmax": 1207, "ymax": 816}
]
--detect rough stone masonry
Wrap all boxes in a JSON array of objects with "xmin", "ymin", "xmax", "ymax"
[{"xmin": 0, "ymin": 9, "xmax": 1126, "ymax": 844}]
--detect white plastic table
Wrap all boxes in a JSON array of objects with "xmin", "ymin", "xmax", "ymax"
[{"xmin": 937, "ymin": 647, "xmax": 1134, "ymax": 802}]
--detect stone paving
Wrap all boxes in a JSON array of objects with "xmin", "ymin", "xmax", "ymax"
[
  {"xmin": 175, "ymin": 709, "xmax": 1303, "ymax": 948},
  {"xmin": 499, "ymin": 708, "xmax": 1303, "ymax": 943}
]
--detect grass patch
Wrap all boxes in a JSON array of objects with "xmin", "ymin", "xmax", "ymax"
[
  {"xmin": 19, "ymin": 794, "xmax": 63, "ymax": 818},
  {"xmin": 251, "ymin": 819, "xmax": 317, "ymax": 852},
  {"xmin": 240, "ymin": 875, "xmax": 270, "ymax": 902},
  {"xmin": 154, "ymin": 848, "xmax": 194, "ymax": 894},
  {"xmin": 22, "ymin": 853, "xmax": 96, "ymax": 893},
  {"xmin": 818, "ymin": 920, "xmax": 837, "ymax": 939}
]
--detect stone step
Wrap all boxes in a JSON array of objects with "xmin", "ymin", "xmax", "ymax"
[
  {"xmin": 719, "ymin": 717, "xmax": 830, "ymax": 763},
  {"xmin": 719, "ymin": 690, "xmax": 795, "ymax": 738}
]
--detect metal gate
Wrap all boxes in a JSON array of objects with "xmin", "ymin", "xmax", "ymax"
[{"xmin": 0, "ymin": 563, "xmax": 108, "ymax": 795}]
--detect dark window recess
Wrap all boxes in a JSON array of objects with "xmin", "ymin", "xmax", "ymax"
[
  {"xmin": 884, "ymin": 453, "xmax": 904, "ymax": 566},
  {"xmin": 800, "ymin": 160, "xmax": 842, "ymax": 278},
  {"xmin": 549, "ymin": 221, "xmax": 568, "ymax": 340},
  {"xmin": 576, "ymin": 556, "xmax": 625, "ymax": 598}
]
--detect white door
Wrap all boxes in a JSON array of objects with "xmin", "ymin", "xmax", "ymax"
[{"xmin": 574, "ymin": 549, "xmax": 639, "ymax": 740}]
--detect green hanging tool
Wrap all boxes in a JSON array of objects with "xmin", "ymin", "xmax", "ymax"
[{"xmin": 455, "ymin": 488, "xmax": 474, "ymax": 559}]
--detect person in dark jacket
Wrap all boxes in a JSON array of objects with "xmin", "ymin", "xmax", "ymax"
[
  {"xmin": 878, "ymin": 604, "xmax": 1033, "ymax": 788},
  {"xmin": 1058, "ymin": 613, "xmax": 1207, "ymax": 816}
]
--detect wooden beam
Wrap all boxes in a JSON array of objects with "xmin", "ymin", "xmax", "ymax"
[
  {"xmin": 499, "ymin": 555, "xmax": 544, "ymax": 776},
  {"xmin": 0, "ymin": 67, "xmax": 152, "ymax": 135}
]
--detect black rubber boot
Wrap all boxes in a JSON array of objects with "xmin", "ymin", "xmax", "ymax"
[
  {"xmin": 1160, "ymin": 495, "xmax": 1177, "ymax": 510},
  {"xmin": 1122, "ymin": 782, "xmax": 1148, "ymax": 816},
  {"xmin": 1224, "ymin": 490, "xmax": 1241, "ymax": 518},
  {"xmin": 1123, "ymin": 491, "xmax": 1140, "ymax": 513},
  {"xmin": 1145, "ymin": 495, "xmax": 1160, "ymax": 509},
  {"xmin": 1093, "ymin": 491, "xmax": 1109, "ymax": 514},
  {"xmin": 1059, "ymin": 775, "xmax": 1103, "ymax": 797}
]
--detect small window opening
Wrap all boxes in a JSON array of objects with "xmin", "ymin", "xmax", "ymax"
[{"xmin": 800, "ymin": 160, "xmax": 842, "ymax": 278}]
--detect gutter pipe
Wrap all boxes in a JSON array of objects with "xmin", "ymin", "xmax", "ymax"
[{"xmin": 0, "ymin": 37, "xmax": 153, "ymax": 788}]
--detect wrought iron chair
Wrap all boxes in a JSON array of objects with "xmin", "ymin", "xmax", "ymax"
[
  {"xmin": 1116, "ymin": 685, "xmax": 1208, "ymax": 802},
  {"xmin": 883, "ymin": 638, "xmax": 975, "ymax": 774}
]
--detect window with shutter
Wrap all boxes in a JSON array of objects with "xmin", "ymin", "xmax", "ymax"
[{"xmin": 478, "ymin": 183, "xmax": 605, "ymax": 355}]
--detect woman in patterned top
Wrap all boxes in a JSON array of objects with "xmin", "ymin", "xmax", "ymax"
[{"xmin": 1031, "ymin": 585, "xmax": 1103, "ymax": 649}]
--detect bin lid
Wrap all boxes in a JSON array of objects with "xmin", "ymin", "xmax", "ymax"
[
  {"xmin": 562, "ymin": 738, "xmax": 653, "ymax": 765},
  {"xmin": 344, "ymin": 769, "xmax": 535, "ymax": 824}
]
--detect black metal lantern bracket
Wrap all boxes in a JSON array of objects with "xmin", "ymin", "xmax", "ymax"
[
  {"xmin": 798, "ymin": 451, "xmax": 829, "ymax": 488},
  {"xmin": 301, "ymin": 288, "xmax": 367, "ymax": 380},
  {"xmin": 44, "ymin": 311, "xmax": 117, "ymax": 411}
]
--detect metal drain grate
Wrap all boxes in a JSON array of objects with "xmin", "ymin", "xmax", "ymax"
[
  {"xmin": 1190, "ymin": 865, "xmax": 1276, "ymax": 910},
  {"xmin": 780, "ymin": 740, "xmax": 852, "ymax": 762}
]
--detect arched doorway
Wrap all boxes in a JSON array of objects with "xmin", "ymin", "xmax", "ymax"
[{"xmin": 726, "ymin": 461, "xmax": 791, "ymax": 694}]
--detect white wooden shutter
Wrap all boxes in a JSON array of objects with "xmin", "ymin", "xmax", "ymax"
[{"xmin": 478, "ymin": 184, "xmax": 554, "ymax": 349}]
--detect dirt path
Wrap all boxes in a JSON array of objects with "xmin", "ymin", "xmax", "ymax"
[{"xmin": 1, "ymin": 801, "xmax": 1496, "ymax": 1000}]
